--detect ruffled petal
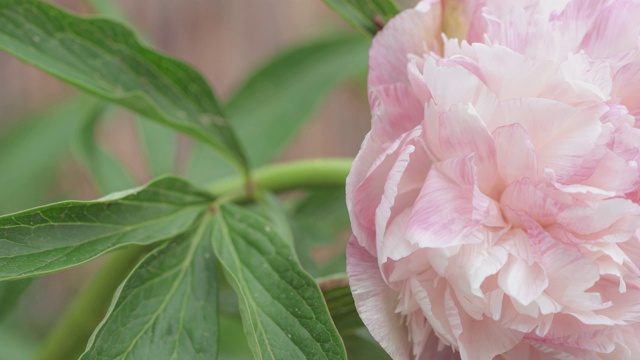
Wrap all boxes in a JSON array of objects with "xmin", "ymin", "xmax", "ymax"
[
  {"xmin": 347, "ymin": 238, "xmax": 411, "ymax": 358},
  {"xmin": 406, "ymin": 156, "xmax": 501, "ymax": 248},
  {"xmin": 369, "ymin": 2, "xmax": 443, "ymax": 90},
  {"xmin": 499, "ymin": 256, "xmax": 548, "ymax": 306},
  {"xmin": 493, "ymin": 123, "xmax": 538, "ymax": 184}
]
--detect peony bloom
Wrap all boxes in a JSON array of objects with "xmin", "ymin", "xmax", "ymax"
[{"xmin": 346, "ymin": 0, "xmax": 640, "ymax": 358}]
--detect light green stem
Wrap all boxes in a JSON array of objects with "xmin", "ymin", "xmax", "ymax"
[
  {"xmin": 209, "ymin": 158, "xmax": 353, "ymax": 202},
  {"xmin": 37, "ymin": 158, "xmax": 352, "ymax": 360}
]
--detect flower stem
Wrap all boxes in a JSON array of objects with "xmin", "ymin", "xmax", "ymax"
[
  {"xmin": 36, "ymin": 157, "xmax": 352, "ymax": 360},
  {"xmin": 208, "ymin": 158, "xmax": 353, "ymax": 202}
]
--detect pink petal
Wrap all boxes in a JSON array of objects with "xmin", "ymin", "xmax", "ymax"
[
  {"xmin": 497, "ymin": 98, "xmax": 604, "ymax": 183},
  {"xmin": 493, "ymin": 123, "xmax": 538, "ymax": 184},
  {"xmin": 580, "ymin": 1, "xmax": 640, "ymax": 58},
  {"xmin": 346, "ymin": 238, "xmax": 411, "ymax": 359},
  {"xmin": 422, "ymin": 56, "xmax": 496, "ymax": 115},
  {"xmin": 499, "ymin": 256, "xmax": 549, "ymax": 306},
  {"xmin": 349, "ymin": 129, "xmax": 419, "ymax": 254},
  {"xmin": 419, "ymin": 331, "xmax": 462, "ymax": 360},
  {"xmin": 519, "ymin": 213, "xmax": 601, "ymax": 304},
  {"xmin": 612, "ymin": 59, "xmax": 640, "ymax": 114},
  {"xmin": 369, "ymin": 3, "xmax": 442, "ymax": 90},
  {"xmin": 406, "ymin": 156, "xmax": 500, "ymax": 248},
  {"xmin": 500, "ymin": 178, "xmax": 568, "ymax": 228},
  {"xmin": 447, "ymin": 240, "xmax": 509, "ymax": 299},
  {"xmin": 549, "ymin": 53, "xmax": 612, "ymax": 104},
  {"xmin": 369, "ymin": 83, "xmax": 426, "ymax": 144},
  {"xmin": 473, "ymin": 43, "xmax": 556, "ymax": 100},
  {"xmin": 376, "ymin": 129, "xmax": 426, "ymax": 263},
  {"xmin": 457, "ymin": 305, "xmax": 524, "ymax": 360},
  {"xmin": 557, "ymin": 198, "xmax": 640, "ymax": 236},
  {"xmin": 437, "ymin": 103, "xmax": 500, "ymax": 195},
  {"xmin": 411, "ymin": 278, "xmax": 460, "ymax": 349}
]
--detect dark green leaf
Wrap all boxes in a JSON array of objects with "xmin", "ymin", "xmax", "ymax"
[
  {"xmin": 186, "ymin": 35, "xmax": 369, "ymax": 184},
  {"xmin": 0, "ymin": 0, "xmax": 247, "ymax": 172},
  {"xmin": 256, "ymin": 192, "xmax": 295, "ymax": 249},
  {"xmin": 84, "ymin": 0, "xmax": 177, "ymax": 179},
  {"xmin": 288, "ymin": 189, "xmax": 351, "ymax": 276},
  {"xmin": 81, "ymin": 220, "xmax": 218, "ymax": 360},
  {"xmin": 0, "ymin": 177, "xmax": 213, "ymax": 280},
  {"xmin": 212, "ymin": 203, "xmax": 346, "ymax": 359},
  {"xmin": 74, "ymin": 106, "xmax": 137, "ymax": 194},
  {"xmin": 0, "ymin": 279, "xmax": 33, "ymax": 322},
  {"xmin": 0, "ymin": 96, "xmax": 102, "ymax": 214},
  {"xmin": 255, "ymin": 192, "xmax": 321, "ymax": 275},
  {"xmin": 318, "ymin": 275, "xmax": 363, "ymax": 335},
  {"xmin": 322, "ymin": 0, "xmax": 401, "ymax": 35}
]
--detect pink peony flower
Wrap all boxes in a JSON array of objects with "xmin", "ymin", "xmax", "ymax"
[{"xmin": 346, "ymin": 0, "xmax": 640, "ymax": 358}]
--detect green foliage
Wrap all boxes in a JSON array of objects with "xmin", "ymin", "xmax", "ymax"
[
  {"xmin": 187, "ymin": 35, "xmax": 369, "ymax": 183},
  {"xmin": 137, "ymin": 119, "xmax": 177, "ymax": 177},
  {"xmin": 0, "ymin": 97, "xmax": 102, "ymax": 214},
  {"xmin": 212, "ymin": 203, "xmax": 347, "ymax": 359},
  {"xmin": 322, "ymin": 0, "xmax": 401, "ymax": 35},
  {"xmin": 293, "ymin": 188, "xmax": 350, "ymax": 246},
  {"xmin": 0, "ymin": 279, "xmax": 33, "ymax": 322},
  {"xmin": 0, "ymin": 0, "xmax": 377, "ymax": 358},
  {"xmin": 319, "ymin": 276, "xmax": 363, "ymax": 335},
  {"xmin": 0, "ymin": 325, "xmax": 36, "ymax": 360},
  {"xmin": 74, "ymin": 107, "xmax": 137, "ymax": 194},
  {"xmin": 0, "ymin": 0, "xmax": 247, "ymax": 173},
  {"xmin": 343, "ymin": 332, "xmax": 391, "ymax": 359},
  {"xmin": 81, "ymin": 222, "xmax": 218, "ymax": 360},
  {"xmin": 0, "ymin": 177, "xmax": 213, "ymax": 280}
]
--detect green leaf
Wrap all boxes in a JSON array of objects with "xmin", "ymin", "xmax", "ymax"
[
  {"xmin": 186, "ymin": 35, "xmax": 369, "ymax": 184},
  {"xmin": 0, "ymin": 96, "xmax": 102, "ymax": 214},
  {"xmin": 254, "ymin": 192, "xmax": 322, "ymax": 275},
  {"xmin": 0, "ymin": 279, "xmax": 33, "ymax": 322},
  {"xmin": 0, "ymin": 177, "xmax": 213, "ymax": 280},
  {"xmin": 81, "ymin": 220, "xmax": 218, "ymax": 360},
  {"xmin": 287, "ymin": 189, "xmax": 351, "ymax": 276},
  {"xmin": 137, "ymin": 118, "xmax": 177, "ymax": 177},
  {"xmin": 74, "ymin": 105, "xmax": 137, "ymax": 194},
  {"xmin": 83, "ymin": 0, "xmax": 177, "ymax": 179},
  {"xmin": 322, "ymin": 0, "xmax": 401, "ymax": 35},
  {"xmin": 256, "ymin": 192, "xmax": 295, "ymax": 249},
  {"xmin": 212, "ymin": 203, "xmax": 346, "ymax": 359},
  {"xmin": 318, "ymin": 275, "xmax": 363, "ymax": 335},
  {"xmin": 0, "ymin": 0, "xmax": 247, "ymax": 173}
]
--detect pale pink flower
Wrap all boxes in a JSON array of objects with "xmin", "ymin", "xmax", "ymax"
[{"xmin": 346, "ymin": 0, "xmax": 640, "ymax": 359}]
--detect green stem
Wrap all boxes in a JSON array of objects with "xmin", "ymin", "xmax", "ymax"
[
  {"xmin": 35, "ymin": 246, "xmax": 150, "ymax": 360},
  {"xmin": 37, "ymin": 158, "xmax": 352, "ymax": 360},
  {"xmin": 209, "ymin": 158, "xmax": 353, "ymax": 202}
]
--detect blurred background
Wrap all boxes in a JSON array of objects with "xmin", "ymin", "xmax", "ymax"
[{"xmin": 0, "ymin": 0, "xmax": 415, "ymax": 358}]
